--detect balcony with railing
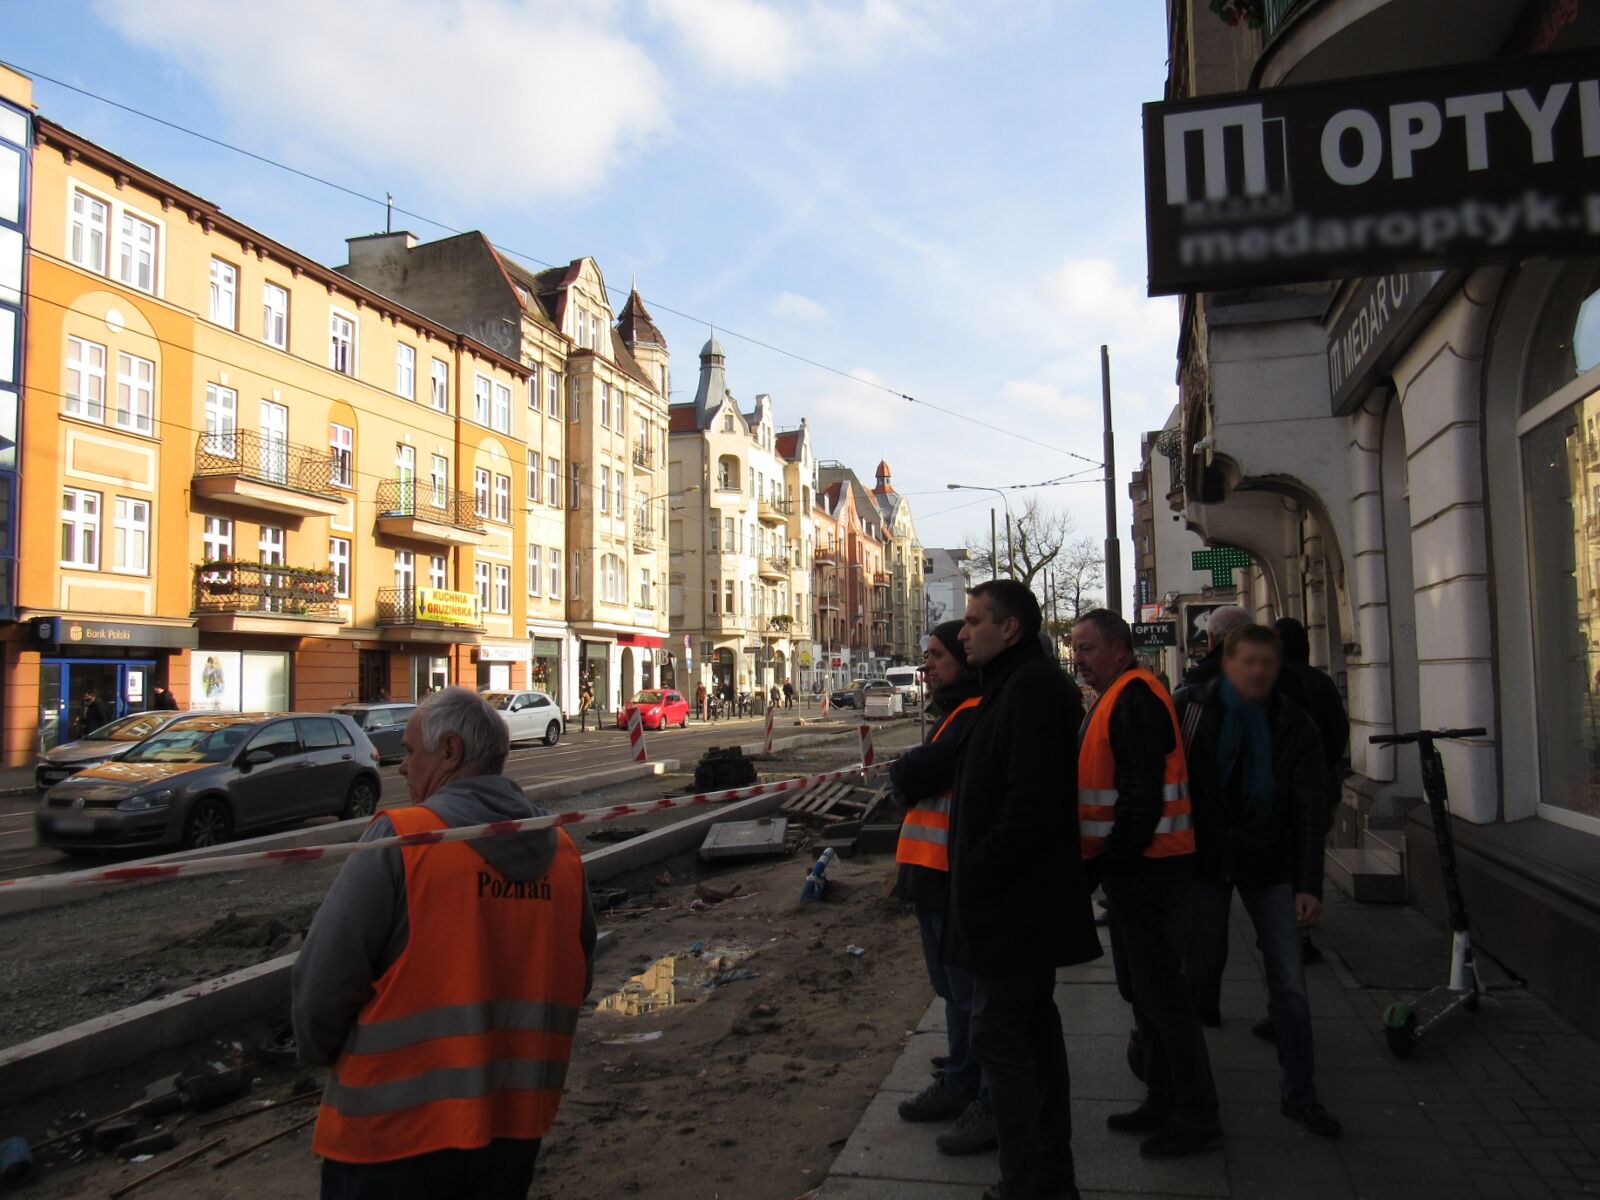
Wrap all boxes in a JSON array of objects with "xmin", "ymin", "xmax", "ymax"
[
  {"xmin": 192, "ymin": 561, "xmax": 343, "ymax": 635},
  {"xmin": 1253, "ymin": 0, "xmax": 1510, "ymax": 91},
  {"xmin": 375, "ymin": 586, "xmax": 485, "ymax": 641},
  {"xmin": 813, "ymin": 547, "xmax": 839, "ymax": 568},
  {"xmin": 632, "ymin": 523, "xmax": 657, "ymax": 552},
  {"xmin": 758, "ymin": 555, "xmax": 789, "ymax": 581},
  {"xmin": 191, "ymin": 430, "xmax": 347, "ymax": 518},
  {"xmin": 374, "ymin": 479, "xmax": 487, "ymax": 546},
  {"xmin": 758, "ymin": 496, "xmax": 794, "ymax": 525},
  {"xmin": 631, "ymin": 443, "xmax": 654, "ymax": 470},
  {"xmin": 873, "ymin": 571, "xmax": 892, "ymax": 587},
  {"xmin": 817, "ymin": 590, "xmax": 841, "ymax": 612},
  {"xmin": 705, "ymin": 612, "xmax": 747, "ymax": 635}
]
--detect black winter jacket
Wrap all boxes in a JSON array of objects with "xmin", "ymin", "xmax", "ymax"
[
  {"xmin": 1175, "ymin": 679, "xmax": 1326, "ymax": 896},
  {"xmin": 890, "ymin": 680, "xmax": 984, "ymax": 908},
  {"xmin": 944, "ymin": 638, "xmax": 1101, "ymax": 975}
]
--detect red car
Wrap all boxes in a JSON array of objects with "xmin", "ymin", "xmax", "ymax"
[{"xmin": 616, "ymin": 689, "xmax": 690, "ymax": 731}]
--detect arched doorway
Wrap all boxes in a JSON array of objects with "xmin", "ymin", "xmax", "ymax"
[{"xmin": 619, "ymin": 647, "xmax": 635, "ymax": 706}]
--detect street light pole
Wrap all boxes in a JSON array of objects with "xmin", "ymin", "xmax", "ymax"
[
  {"xmin": 1101, "ymin": 345, "xmax": 1122, "ymax": 617},
  {"xmin": 990, "ymin": 508, "xmax": 998, "ymax": 582},
  {"xmin": 950, "ymin": 484, "xmax": 1013, "ymax": 580}
]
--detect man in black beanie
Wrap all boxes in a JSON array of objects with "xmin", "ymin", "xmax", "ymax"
[{"xmin": 890, "ymin": 621, "xmax": 995, "ymax": 1154}]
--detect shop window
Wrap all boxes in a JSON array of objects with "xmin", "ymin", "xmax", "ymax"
[{"xmin": 1525, "ymin": 262, "xmax": 1600, "ymax": 407}]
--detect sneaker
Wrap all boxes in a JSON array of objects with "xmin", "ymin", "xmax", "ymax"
[
  {"xmin": 1282, "ymin": 1102, "xmax": 1342, "ymax": 1138},
  {"xmin": 1106, "ymin": 1105, "xmax": 1168, "ymax": 1133},
  {"xmin": 937, "ymin": 1102, "xmax": 998, "ymax": 1156},
  {"xmin": 1252, "ymin": 1016, "xmax": 1277, "ymax": 1042},
  {"xmin": 897, "ymin": 1080, "xmax": 968, "ymax": 1123},
  {"xmin": 1139, "ymin": 1123, "xmax": 1222, "ymax": 1157}
]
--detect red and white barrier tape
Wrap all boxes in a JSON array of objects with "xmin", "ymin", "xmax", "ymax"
[{"xmin": 2, "ymin": 760, "xmax": 894, "ymax": 898}]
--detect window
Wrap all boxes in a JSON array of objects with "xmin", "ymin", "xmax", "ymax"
[
  {"xmin": 527, "ymin": 450, "xmax": 540, "ymax": 502},
  {"xmin": 600, "ymin": 553, "xmax": 622, "ymax": 603},
  {"xmin": 202, "ymin": 516, "xmax": 232, "ymax": 562},
  {"xmin": 69, "ymin": 189, "xmax": 108, "ymax": 273},
  {"xmin": 571, "ymin": 552, "xmax": 582, "ymax": 598},
  {"xmin": 112, "ymin": 497, "xmax": 148, "ymax": 574},
  {"xmin": 599, "ymin": 465, "xmax": 610, "ymax": 516},
  {"xmin": 396, "ymin": 342, "xmax": 415, "ymax": 400},
  {"xmin": 262, "ymin": 283, "xmax": 288, "ymax": 349},
  {"xmin": 527, "ymin": 367, "xmax": 539, "ymax": 409},
  {"xmin": 493, "ymin": 564, "xmax": 510, "ymax": 613},
  {"xmin": 474, "ymin": 468, "xmax": 490, "ymax": 518},
  {"xmin": 329, "ymin": 536, "xmax": 351, "ymax": 598},
  {"xmin": 429, "ymin": 554, "xmax": 447, "ymax": 591},
  {"xmin": 395, "ymin": 549, "xmax": 415, "ymax": 592},
  {"xmin": 330, "ymin": 310, "xmax": 356, "ymax": 376},
  {"xmin": 546, "ymin": 369, "xmax": 560, "ymax": 417},
  {"xmin": 547, "ymin": 457, "xmax": 560, "ymax": 507},
  {"xmin": 709, "ymin": 577, "xmax": 718, "ymax": 614},
  {"xmin": 473, "ymin": 375, "xmax": 491, "ymax": 425},
  {"xmin": 329, "ymin": 423, "xmax": 353, "ymax": 488},
  {"xmin": 430, "ymin": 358, "xmax": 449, "ymax": 412},
  {"xmin": 550, "ymin": 548, "xmax": 561, "ymax": 598},
  {"xmin": 475, "ymin": 561, "xmax": 490, "ymax": 610},
  {"xmin": 528, "ymin": 544, "xmax": 542, "ymax": 595},
  {"xmin": 725, "ymin": 579, "xmax": 736, "ymax": 614},
  {"xmin": 114, "ymin": 210, "xmax": 159, "ymax": 293},
  {"xmin": 570, "ymin": 461, "xmax": 581, "ymax": 509},
  {"xmin": 568, "ymin": 374, "xmax": 580, "ymax": 423},
  {"xmin": 204, "ymin": 384, "xmax": 237, "ymax": 455},
  {"xmin": 65, "ymin": 336, "xmax": 106, "ymax": 421},
  {"xmin": 638, "ymin": 567, "xmax": 652, "ymax": 610},
  {"xmin": 493, "ymin": 473, "xmax": 510, "ymax": 523},
  {"xmin": 258, "ymin": 524, "xmax": 285, "ymax": 566},
  {"xmin": 208, "ymin": 258, "xmax": 237, "ymax": 327},
  {"xmin": 723, "ymin": 412, "xmax": 734, "ymax": 432},
  {"xmin": 113, "ymin": 352, "xmax": 154, "ymax": 434},
  {"xmin": 396, "ymin": 443, "xmax": 415, "ymax": 492},
  {"xmin": 431, "ymin": 454, "xmax": 448, "ymax": 508},
  {"xmin": 599, "ymin": 381, "xmax": 610, "ymax": 429},
  {"xmin": 492, "ymin": 381, "xmax": 511, "ymax": 433}
]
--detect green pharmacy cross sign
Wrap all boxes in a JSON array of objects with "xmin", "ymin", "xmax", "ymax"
[{"xmin": 1193, "ymin": 545, "xmax": 1253, "ymax": 587}]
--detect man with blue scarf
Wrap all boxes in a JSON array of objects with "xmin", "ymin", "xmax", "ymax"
[{"xmin": 1175, "ymin": 624, "xmax": 1342, "ymax": 1139}]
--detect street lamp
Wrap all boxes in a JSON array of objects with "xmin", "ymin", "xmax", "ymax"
[{"xmin": 947, "ymin": 483, "xmax": 1014, "ymax": 580}]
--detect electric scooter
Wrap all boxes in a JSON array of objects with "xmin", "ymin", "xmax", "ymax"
[{"xmin": 1367, "ymin": 726, "xmax": 1488, "ymax": 1059}]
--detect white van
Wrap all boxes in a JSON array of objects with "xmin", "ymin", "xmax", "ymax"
[{"xmin": 883, "ymin": 666, "xmax": 922, "ymax": 707}]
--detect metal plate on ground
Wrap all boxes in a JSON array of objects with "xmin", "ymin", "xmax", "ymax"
[{"xmin": 699, "ymin": 817, "xmax": 790, "ymax": 861}]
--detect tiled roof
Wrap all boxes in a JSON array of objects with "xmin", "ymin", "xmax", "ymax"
[
  {"xmin": 775, "ymin": 429, "xmax": 801, "ymax": 460},
  {"xmin": 617, "ymin": 289, "xmax": 665, "ymax": 348},
  {"xmin": 669, "ymin": 405, "xmax": 701, "ymax": 433}
]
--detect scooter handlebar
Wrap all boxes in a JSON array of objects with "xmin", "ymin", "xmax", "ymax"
[{"xmin": 1369, "ymin": 727, "xmax": 1487, "ymax": 746}]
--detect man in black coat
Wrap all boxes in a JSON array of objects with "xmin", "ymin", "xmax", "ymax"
[
  {"xmin": 949, "ymin": 580, "xmax": 1097, "ymax": 1200},
  {"xmin": 1272, "ymin": 618, "xmax": 1349, "ymax": 832},
  {"xmin": 1177, "ymin": 624, "xmax": 1341, "ymax": 1138}
]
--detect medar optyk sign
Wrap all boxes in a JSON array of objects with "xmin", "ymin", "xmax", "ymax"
[{"xmin": 1143, "ymin": 48, "xmax": 1600, "ymax": 295}]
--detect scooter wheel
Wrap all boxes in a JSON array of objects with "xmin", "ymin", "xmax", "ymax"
[{"xmin": 1382, "ymin": 1003, "xmax": 1418, "ymax": 1059}]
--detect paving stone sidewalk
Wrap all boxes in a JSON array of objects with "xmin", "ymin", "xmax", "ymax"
[{"xmin": 817, "ymin": 890, "xmax": 1600, "ymax": 1199}]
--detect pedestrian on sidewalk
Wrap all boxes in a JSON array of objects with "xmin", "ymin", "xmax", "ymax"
[
  {"xmin": 1181, "ymin": 605, "xmax": 1251, "ymax": 690},
  {"xmin": 889, "ymin": 620, "xmax": 995, "ymax": 1156},
  {"xmin": 150, "ymin": 682, "xmax": 179, "ymax": 710},
  {"xmin": 694, "ymin": 681, "xmax": 708, "ymax": 723},
  {"xmin": 1176, "ymin": 624, "xmax": 1342, "ymax": 1138},
  {"xmin": 579, "ymin": 676, "xmax": 595, "ymax": 732},
  {"xmin": 293, "ymin": 687, "xmax": 597, "ymax": 1199},
  {"xmin": 949, "ymin": 580, "xmax": 1099, "ymax": 1200},
  {"xmin": 1073, "ymin": 608, "xmax": 1221, "ymax": 1159},
  {"xmin": 783, "ymin": 679, "xmax": 795, "ymax": 710}
]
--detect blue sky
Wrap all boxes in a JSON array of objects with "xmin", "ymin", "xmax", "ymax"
[{"xmin": 5, "ymin": 0, "xmax": 1179, "ymax": 595}]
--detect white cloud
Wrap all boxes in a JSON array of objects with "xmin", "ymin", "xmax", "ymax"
[
  {"xmin": 771, "ymin": 291, "xmax": 829, "ymax": 321},
  {"xmin": 93, "ymin": 0, "xmax": 672, "ymax": 205},
  {"xmin": 795, "ymin": 366, "xmax": 902, "ymax": 436}
]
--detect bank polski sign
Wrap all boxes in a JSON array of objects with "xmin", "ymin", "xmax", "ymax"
[{"xmin": 1142, "ymin": 49, "xmax": 1600, "ymax": 295}]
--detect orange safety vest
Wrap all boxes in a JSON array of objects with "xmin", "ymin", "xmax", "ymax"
[
  {"xmin": 895, "ymin": 696, "xmax": 982, "ymax": 872},
  {"xmin": 314, "ymin": 805, "xmax": 588, "ymax": 1164},
  {"xmin": 1078, "ymin": 667, "xmax": 1194, "ymax": 860}
]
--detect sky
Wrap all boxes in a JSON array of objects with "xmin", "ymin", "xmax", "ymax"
[{"xmin": 4, "ymin": 0, "xmax": 1180, "ymax": 601}]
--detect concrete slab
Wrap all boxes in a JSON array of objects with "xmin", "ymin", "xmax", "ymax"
[
  {"xmin": 814, "ymin": 1178, "xmax": 982, "ymax": 1200},
  {"xmin": 1072, "ymin": 1101, "xmax": 1229, "ymax": 1197},
  {"xmin": 827, "ymin": 1090, "xmax": 997, "ymax": 1187},
  {"xmin": 880, "ymin": 1031, "xmax": 947, "ymax": 1095}
]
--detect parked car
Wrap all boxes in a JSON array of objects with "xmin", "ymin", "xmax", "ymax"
[
  {"xmin": 481, "ymin": 690, "xmax": 564, "ymax": 746},
  {"xmin": 616, "ymin": 689, "xmax": 690, "ymax": 732},
  {"xmin": 34, "ymin": 710, "xmax": 189, "ymax": 790},
  {"xmin": 330, "ymin": 702, "xmax": 416, "ymax": 763},
  {"xmin": 829, "ymin": 678, "xmax": 894, "ymax": 710},
  {"xmin": 36, "ymin": 712, "xmax": 383, "ymax": 852}
]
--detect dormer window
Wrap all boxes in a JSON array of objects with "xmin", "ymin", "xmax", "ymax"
[{"xmin": 723, "ymin": 411, "xmax": 734, "ymax": 432}]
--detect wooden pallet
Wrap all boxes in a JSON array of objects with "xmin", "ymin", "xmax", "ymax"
[{"xmin": 780, "ymin": 778, "xmax": 891, "ymax": 827}]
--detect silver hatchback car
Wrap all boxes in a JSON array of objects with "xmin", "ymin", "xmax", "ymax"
[{"xmin": 37, "ymin": 712, "xmax": 383, "ymax": 852}]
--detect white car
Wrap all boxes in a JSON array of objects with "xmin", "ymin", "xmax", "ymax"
[
  {"xmin": 883, "ymin": 666, "xmax": 923, "ymax": 707},
  {"xmin": 480, "ymin": 690, "xmax": 564, "ymax": 746}
]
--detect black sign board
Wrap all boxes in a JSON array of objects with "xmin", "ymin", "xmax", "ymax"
[
  {"xmin": 1326, "ymin": 269, "xmax": 1448, "ymax": 412},
  {"xmin": 1143, "ymin": 49, "xmax": 1600, "ymax": 295},
  {"xmin": 1132, "ymin": 622, "xmax": 1177, "ymax": 649},
  {"xmin": 31, "ymin": 616, "xmax": 198, "ymax": 650}
]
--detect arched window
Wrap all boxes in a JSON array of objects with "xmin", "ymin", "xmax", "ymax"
[{"xmin": 716, "ymin": 454, "xmax": 740, "ymax": 492}]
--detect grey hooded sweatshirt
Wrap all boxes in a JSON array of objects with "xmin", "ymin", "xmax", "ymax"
[{"xmin": 291, "ymin": 774, "xmax": 598, "ymax": 1066}]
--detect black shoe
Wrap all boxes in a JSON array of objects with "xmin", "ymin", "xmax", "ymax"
[
  {"xmin": 1139, "ymin": 1122, "xmax": 1222, "ymax": 1157},
  {"xmin": 1252, "ymin": 1016, "xmax": 1277, "ymax": 1042},
  {"xmin": 1282, "ymin": 1102, "xmax": 1342, "ymax": 1138},
  {"xmin": 1106, "ymin": 1104, "xmax": 1168, "ymax": 1133},
  {"xmin": 930, "ymin": 1055, "xmax": 949, "ymax": 1069},
  {"xmin": 1196, "ymin": 1006, "xmax": 1222, "ymax": 1028},
  {"xmin": 898, "ymin": 1080, "xmax": 967, "ymax": 1123},
  {"xmin": 937, "ymin": 1101, "xmax": 998, "ymax": 1156}
]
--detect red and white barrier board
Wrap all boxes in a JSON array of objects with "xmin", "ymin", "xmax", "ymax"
[
  {"xmin": 764, "ymin": 705, "xmax": 776, "ymax": 754},
  {"xmin": 626, "ymin": 708, "xmax": 648, "ymax": 763}
]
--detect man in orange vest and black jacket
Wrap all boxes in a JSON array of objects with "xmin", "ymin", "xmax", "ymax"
[
  {"xmin": 888, "ymin": 620, "xmax": 992, "ymax": 1155},
  {"xmin": 949, "ymin": 580, "xmax": 1099, "ymax": 1200},
  {"xmin": 1072, "ymin": 609, "xmax": 1220, "ymax": 1159},
  {"xmin": 293, "ymin": 687, "xmax": 597, "ymax": 1199}
]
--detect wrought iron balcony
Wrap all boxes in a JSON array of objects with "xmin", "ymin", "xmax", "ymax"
[
  {"xmin": 192, "ymin": 561, "xmax": 340, "ymax": 626},
  {"xmin": 632, "ymin": 443, "xmax": 654, "ymax": 469},
  {"xmin": 758, "ymin": 556, "xmax": 788, "ymax": 581},
  {"xmin": 818, "ymin": 591, "xmax": 841, "ymax": 612},
  {"xmin": 192, "ymin": 430, "xmax": 345, "ymax": 518},
  {"xmin": 873, "ymin": 571, "xmax": 892, "ymax": 587},
  {"xmin": 1263, "ymin": 0, "xmax": 1312, "ymax": 38},
  {"xmin": 374, "ymin": 479, "xmax": 487, "ymax": 545},
  {"xmin": 758, "ymin": 496, "xmax": 794, "ymax": 524},
  {"xmin": 813, "ymin": 549, "xmax": 839, "ymax": 568},
  {"xmin": 375, "ymin": 586, "xmax": 485, "ymax": 633},
  {"xmin": 633, "ymin": 523, "xmax": 657, "ymax": 551}
]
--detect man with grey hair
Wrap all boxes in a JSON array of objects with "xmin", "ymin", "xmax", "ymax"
[{"xmin": 294, "ymin": 687, "xmax": 596, "ymax": 1198}]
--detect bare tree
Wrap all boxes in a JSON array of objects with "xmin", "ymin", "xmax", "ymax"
[
  {"xmin": 1051, "ymin": 536, "xmax": 1105, "ymax": 622},
  {"xmin": 962, "ymin": 499, "xmax": 1076, "ymax": 590}
]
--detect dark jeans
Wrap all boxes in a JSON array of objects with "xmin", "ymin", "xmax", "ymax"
[
  {"xmin": 321, "ymin": 1138, "xmax": 541, "ymax": 1200},
  {"xmin": 914, "ymin": 902, "xmax": 988, "ymax": 1108},
  {"xmin": 1103, "ymin": 867, "xmax": 1219, "ymax": 1131},
  {"xmin": 969, "ymin": 969, "xmax": 1073, "ymax": 1198},
  {"xmin": 1184, "ymin": 879, "xmax": 1318, "ymax": 1107}
]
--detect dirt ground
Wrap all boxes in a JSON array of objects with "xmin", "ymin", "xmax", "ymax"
[
  {"xmin": 5, "ymin": 817, "xmax": 930, "ymax": 1200},
  {"xmin": 0, "ymin": 722, "xmax": 919, "ymax": 1046}
]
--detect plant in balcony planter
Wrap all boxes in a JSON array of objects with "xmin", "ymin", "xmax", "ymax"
[{"xmin": 1209, "ymin": 0, "xmax": 1262, "ymax": 27}]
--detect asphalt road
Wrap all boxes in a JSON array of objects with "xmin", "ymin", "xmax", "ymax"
[{"xmin": 0, "ymin": 710, "xmax": 862, "ymax": 882}]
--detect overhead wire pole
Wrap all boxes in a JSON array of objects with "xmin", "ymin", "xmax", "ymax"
[{"xmin": 1101, "ymin": 345, "xmax": 1123, "ymax": 617}]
